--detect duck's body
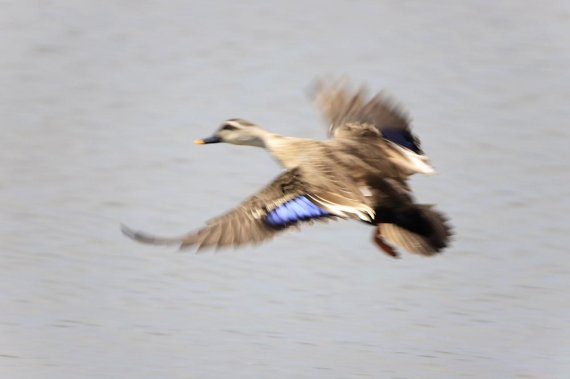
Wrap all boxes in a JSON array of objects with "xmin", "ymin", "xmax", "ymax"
[{"xmin": 122, "ymin": 81, "xmax": 452, "ymax": 257}]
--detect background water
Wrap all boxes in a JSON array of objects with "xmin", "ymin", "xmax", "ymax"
[{"xmin": 1, "ymin": 1, "xmax": 569, "ymax": 378}]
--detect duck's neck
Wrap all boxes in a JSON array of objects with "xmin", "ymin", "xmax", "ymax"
[{"xmin": 241, "ymin": 128, "xmax": 308, "ymax": 168}]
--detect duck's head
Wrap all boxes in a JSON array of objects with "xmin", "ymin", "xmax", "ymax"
[{"xmin": 194, "ymin": 119, "xmax": 266, "ymax": 147}]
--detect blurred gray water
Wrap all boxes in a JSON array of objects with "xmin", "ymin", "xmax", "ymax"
[{"xmin": 1, "ymin": 1, "xmax": 570, "ymax": 378}]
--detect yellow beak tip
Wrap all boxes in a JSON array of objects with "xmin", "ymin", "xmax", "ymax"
[{"xmin": 194, "ymin": 139, "xmax": 205, "ymax": 145}]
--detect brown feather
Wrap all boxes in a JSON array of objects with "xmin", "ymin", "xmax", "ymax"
[{"xmin": 311, "ymin": 79, "xmax": 412, "ymax": 137}]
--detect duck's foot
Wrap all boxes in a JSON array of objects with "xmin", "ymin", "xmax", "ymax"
[{"xmin": 372, "ymin": 226, "xmax": 400, "ymax": 258}]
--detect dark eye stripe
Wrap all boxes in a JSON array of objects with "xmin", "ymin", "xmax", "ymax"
[{"xmin": 221, "ymin": 124, "xmax": 239, "ymax": 131}]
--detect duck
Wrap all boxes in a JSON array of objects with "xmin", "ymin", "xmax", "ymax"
[{"xmin": 121, "ymin": 81, "xmax": 452, "ymax": 258}]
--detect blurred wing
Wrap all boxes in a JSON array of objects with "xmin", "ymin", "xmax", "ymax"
[
  {"xmin": 311, "ymin": 79, "xmax": 422, "ymax": 153},
  {"xmin": 312, "ymin": 79, "xmax": 410, "ymax": 134},
  {"xmin": 122, "ymin": 168, "xmax": 346, "ymax": 252}
]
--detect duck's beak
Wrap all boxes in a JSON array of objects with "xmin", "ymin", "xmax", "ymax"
[{"xmin": 194, "ymin": 136, "xmax": 222, "ymax": 144}]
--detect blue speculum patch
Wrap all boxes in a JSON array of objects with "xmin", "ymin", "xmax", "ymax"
[
  {"xmin": 265, "ymin": 196, "xmax": 331, "ymax": 227},
  {"xmin": 382, "ymin": 128, "xmax": 420, "ymax": 153}
]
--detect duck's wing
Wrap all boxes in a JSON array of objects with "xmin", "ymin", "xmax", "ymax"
[
  {"xmin": 311, "ymin": 80, "xmax": 422, "ymax": 154},
  {"xmin": 121, "ymin": 167, "xmax": 372, "ymax": 252}
]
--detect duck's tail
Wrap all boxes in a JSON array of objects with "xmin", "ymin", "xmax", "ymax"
[{"xmin": 375, "ymin": 204, "xmax": 452, "ymax": 256}]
